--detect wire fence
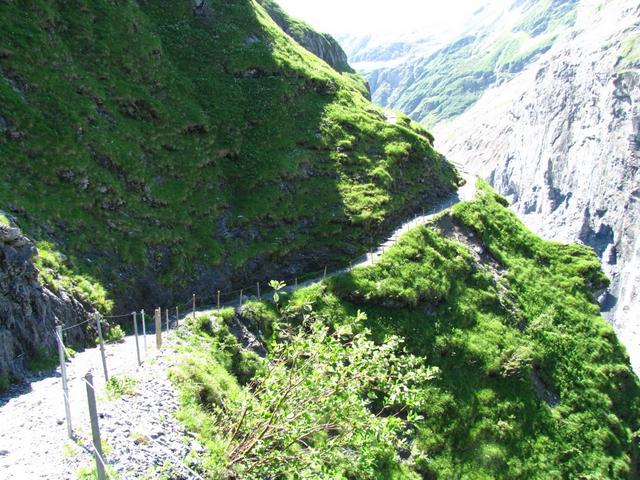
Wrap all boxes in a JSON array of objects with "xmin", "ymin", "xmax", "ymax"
[
  {"xmin": 50, "ymin": 244, "xmax": 391, "ymax": 478},
  {"xmin": 55, "ymin": 315, "xmax": 204, "ymax": 480},
  {"xmin": 49, "ymin": 196, "xmax": 463, "ymax": 479}
]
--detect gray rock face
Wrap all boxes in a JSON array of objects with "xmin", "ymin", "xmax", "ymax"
[
  {"xmin": 436, "ymin": 0, "xmax": 640, "ymax": 370},
  {"xmin": 258, "ymin": 0, "xmax": 354, "ymax": 74},
  {"xmin": 192, "ymin": 0, "xmax": 214, "ymax": 22},
  {"xmin": 0, "ymin": 222, "xmax": 96, "ymax": 383}
]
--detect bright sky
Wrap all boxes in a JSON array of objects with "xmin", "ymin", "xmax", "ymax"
[{"xmin": 275, "ymin": 0, "xmax": 485, "ymax": 36}]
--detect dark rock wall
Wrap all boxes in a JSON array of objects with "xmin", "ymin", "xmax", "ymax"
[{"xmin": 0, "ymin": 224, "xmax": 96, "ymax": 383}]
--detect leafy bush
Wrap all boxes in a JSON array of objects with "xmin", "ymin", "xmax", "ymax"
[
  {"xmin": 102, "ymin": 325, "xmax": 125, "ymax": 344},
  {"xmin": 173, "ymin": 310, "xmax": 436, "ymax": 479}
]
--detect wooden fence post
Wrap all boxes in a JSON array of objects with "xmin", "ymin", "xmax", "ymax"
[
  {"xmin": 155, "ymin": 308, "xmax": 162, "ymax": 349},
  {"xmin": 217, "ymin": 290, "xmax": 220, "ymax": 311},
  {"xmin": 257, "ymin": 282, "xmax": 261, "ymax": 300},
  {"xmin": 239, "ymin": 289, "xmax": 243, "ymax": 308},
  {"xmin": 84, "ymin": 371, "xmax": 107, "ymax": 480},
  {"xmin": 176, "ymin": 306, "xmax": 179, "ymax": 328},
  {"xmin": 132, "ymin": 312, "xmax": 141, "ymax": 367},
  {"xmin": 94, "ymin": 315, "xmax": 109, "ymax": 382},
  {"xmin": 192, "ymin": 294, "xmax": 196, "ymax": 320},
  {"xmin": 295, "ymin": 277, "xmax": 298, "ymax": 290},
  {"xmin": 323, "ymin": 266, "xmax": 327, "ymax": 280},
  {"xmin": 55, "ymin": 325, "xmax": 73, "ymax": 439},
  {"xmin": 165, "ymin": 308, "xmax": 170, "ymax": 333},
  {"xmin": 141, "ymin": 309, "xmax": 147, "ymax": 354}
]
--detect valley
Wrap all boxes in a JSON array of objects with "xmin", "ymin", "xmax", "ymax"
[
  {"xmin": 345, "ymin": 0, "xmax": 640, "ymax": 373},
  {"xmin": 0, "ymin": 0, "xmax": 639, "ymax": 478}
]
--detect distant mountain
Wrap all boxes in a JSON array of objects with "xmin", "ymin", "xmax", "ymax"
[{"xmin": 340, "ymin": 0, "xmax": 580, "ymax": 124}]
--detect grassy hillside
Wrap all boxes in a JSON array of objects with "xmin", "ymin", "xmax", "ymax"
[
  {"xmin": 0, "ymin": 0, "xmax": 456, "ymax": 310},
  {"xmin": 172, "ymin": 181, "xmax": 640, "ymax": 479}
]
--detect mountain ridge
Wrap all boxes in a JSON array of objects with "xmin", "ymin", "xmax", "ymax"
[
  {"xmin": 0, "ymin": 0, "xmax": 456, "ymax": 317},
  {"xmin": 341, "ymin": 0, "xmax": 580, "ymax": 124}
]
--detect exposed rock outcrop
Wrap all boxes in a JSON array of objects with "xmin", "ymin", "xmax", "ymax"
[
  {"xmin": 192, "ymin": 0, "xmax": 214, "ymax": 22},
  {"xmin": 0, "ymin": 222, "xmax": 96, "ymax": 384},
  {"xmin": 436, "ymin": 0, "xmax": 640, "ymax": 370},
  {"xmin": 258, "ymin": 0, "xmax": 354, "ymax": 73}
]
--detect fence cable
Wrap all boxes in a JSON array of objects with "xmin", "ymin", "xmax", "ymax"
[
  {"xmin": 45, "ymin": 204, "xmax": 455, "ymax": 477},
  {"xmin": 61, "ymin": 317, "xmax": 93, "ymax": 331},
  {"xmin": 102, "ymin": 312, "xmax": 134, "ymax": 320},
  {"xmin": 89, "ymin": 441, "xmax": 112, "ymax": 479}
]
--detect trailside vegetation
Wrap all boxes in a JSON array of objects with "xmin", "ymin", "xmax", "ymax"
[{"xmin": 170, "ymin": 181, "xmax": 640, "ymax": 479}]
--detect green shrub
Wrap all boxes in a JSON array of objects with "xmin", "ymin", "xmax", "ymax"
[
  {"xmin": 172, "ymin": 310, "xmax": 436, "ymax": 479},
  {"xmin": 230, "ymin": 349, "xmax": 262, "ymax": 386},
  {"xmin": 102, "ymin": 325, "xmax": 125, "ymax": 344}
]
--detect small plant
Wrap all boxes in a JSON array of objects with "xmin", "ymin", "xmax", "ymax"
[
  {"xmin": 27, "ymin": 348, "xmax": 58, "ymax": 373},
  {"xmin": 64, "ymin": 346, "xmax": 77, "ymax": 359},
  {"xmin": 268, "ymin": 279, "xmax": 287, "ymax": 305},
  {"xmin": 106, "ymin": 375, "xmax": 137, "ymax": 399},
  {"xmin": 139, "ymin": 461, "xmax": 179, "ymax": 480},
  {"xmin": 75, "ymin": 464, "xmax": 119, "ymax": 480},
  {"xmin": 131, "ymin": 431, "xmax": 151, "ymax": 445},
  {"xmin": 102, "ymin": 325, "xmax": 125, "ymax": 344},
  {"xmin": 62, "ymin": 441, "xmax": 78, "ymax": 459},
  {"xmin": 0, "ymin": 372, "xmax": 12, "ymax": 393}
]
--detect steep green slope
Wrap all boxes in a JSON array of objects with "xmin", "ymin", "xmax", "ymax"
[
  {"xmin": 173, "ymin": 181, "xmax": 640, "ymax": 479},
  {"xmin": 0, "ymin": 0, "xmax": 456, "ymax": 310}
]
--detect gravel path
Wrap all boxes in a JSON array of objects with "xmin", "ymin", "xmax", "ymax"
[
  {"xmin": 0, "ymin": 330, "xmax": 197, "ymax": 479},
  {"xmin": 0, "ymin": 172, "xmax": 476, "ymax": 479}
]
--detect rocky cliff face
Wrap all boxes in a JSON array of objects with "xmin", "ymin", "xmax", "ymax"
[
  {"xmin": 436, "ymin": 0, "xmax": 640, "ymax": 370},
  {"xmin": 258, "ymin": 0, "xmax": 353, "ymax": 73},
  {"xmin": 0, "ymin": 222, "xmax": 96, "ymax": 385}
]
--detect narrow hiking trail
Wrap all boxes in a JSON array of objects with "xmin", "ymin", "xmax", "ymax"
[
  {"xmin": 0, "ymin": 331, "xmax": 198, "ymax": 479},
  {"xmin": 0, "ymin": 172, "xmax": 476, "ymax": 479}
]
